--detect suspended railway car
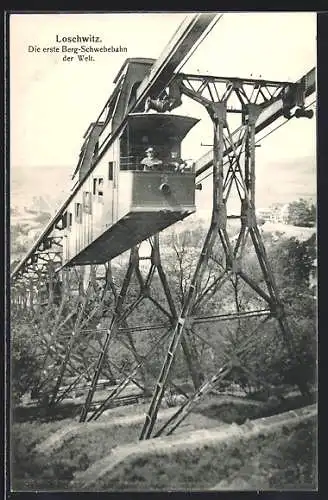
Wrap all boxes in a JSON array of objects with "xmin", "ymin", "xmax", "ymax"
[
  {"xmin": 11, "ymin": 58, "xmax": 201, "ymax": 271},
  {"xmin": 62, "ymin": 110, "xmax": 199, "ymax": 267}
]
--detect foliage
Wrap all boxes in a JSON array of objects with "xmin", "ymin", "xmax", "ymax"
[
  {"xmin": 11, "ymin": 321, "xmax": 44, "ymax": 404},
  {"xmin": 11, "ymin": 223, "xmax": 31, "ymax": 256},
  {"xmin": 287, "ymin": 198, "xmax": 316, "ymax": 227},
  {"xmin": 268, "ymin": 234, "xmax": 317, "ymax": 385},
  {"xmin": 231, "ymin": 231, "xmax": 317, "ymax": 392},
  {"xmin": 269, "ymin": 233, "xmax": 316, "ymax": 291}
]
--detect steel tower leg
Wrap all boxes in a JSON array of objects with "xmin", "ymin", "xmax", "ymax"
[{"xmin": 140, "ymin": 105, "xmax": 227, "ymax": 440}]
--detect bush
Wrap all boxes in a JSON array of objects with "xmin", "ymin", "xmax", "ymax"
[{"xmin": 11, "ymin": 322, "xmax": 43, "ymax": 405}]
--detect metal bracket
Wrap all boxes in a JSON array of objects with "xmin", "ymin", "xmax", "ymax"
[
  {"xmin": 145, "ymin": 77, "xmax": 183, "ymax": 113},
  {"xmin": 282, "ymin": 81, "xmax": 313, "ymax": 119},
  {"xmin": 208, "ymin": 101, "xmax": 227, "ymax": 126},
  {"xmin": 212, "ymin": 202, "xmax": 227, "ymax": 229},
  {"xmin": 244, "ymin": 103, "xmax": 262, "ymax": 125}
]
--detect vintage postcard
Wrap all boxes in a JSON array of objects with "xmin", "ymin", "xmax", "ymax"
[{"xmin": 9, "ymin": 11, "xmax": 317, "ymax": 491}]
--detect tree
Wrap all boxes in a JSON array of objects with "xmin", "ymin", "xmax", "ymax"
[
  {"xmin": 240, "ymin": 232, "xmax": 317, "ymax": 390},
  {"xmin": 268, "ymin": 233, "xmax": 316, "ymax": 304},
  {"xmin": 287, "ymin": 198, "xmax": 316, "ymax": 227}
]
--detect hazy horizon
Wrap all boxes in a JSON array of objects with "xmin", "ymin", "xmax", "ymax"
[{"xmin": 11, "ymin": 153, "xmax": 316, "ymax": 215}]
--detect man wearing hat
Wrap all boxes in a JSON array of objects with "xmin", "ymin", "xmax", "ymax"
[
  {"xmin": 168, "ymin": 151, "xmax": 187, "ymax": 172},
  {"xmin": 140, "ymin": 146, "xmax": 163, "ymax": 171}
]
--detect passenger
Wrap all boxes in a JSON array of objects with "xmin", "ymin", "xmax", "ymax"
[
  {"xmin": 140, "ymin": 147, "xmax": 163, "ymax": 171},
  {"xmin": 169, "ymin": 151, "xmax": 187, "ymax": 173}
]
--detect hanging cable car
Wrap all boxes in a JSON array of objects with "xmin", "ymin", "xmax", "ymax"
[{"xmin": 62, "ymin": 111, "xmax": 200, "ymax": 267}]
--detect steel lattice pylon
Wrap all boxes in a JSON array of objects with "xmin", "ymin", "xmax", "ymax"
[
  {"xmin": 78, "ymin": 236, "xmax": 203, "ymax": 422},
  {"xmin": 138, "ymin": 77, "xmax": 312, "ymax": 439}
]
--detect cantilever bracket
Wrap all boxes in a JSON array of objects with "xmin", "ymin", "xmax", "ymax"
[
  {"xmin": 243, "ymin": 103, "xmax": 263, "ymax": 126},
  {"xmin": 207, "ymin": 101, "xmax": 227, "ymax": 125},
  {"xmin": 144, "ymin": 77, "xmax": 183, "ymax": 113}
]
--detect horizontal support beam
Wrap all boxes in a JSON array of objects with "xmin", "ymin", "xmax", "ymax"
[
  {"xmin": 192, "ymin": 309, "xmax": 271, "ymax": 324},
  {"xmin": 180, "ymin": 72, "xmax": 291, "ymax": 87}
]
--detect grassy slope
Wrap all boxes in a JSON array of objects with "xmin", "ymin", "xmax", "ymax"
[
  {"xmin": 95, "ymin": 417, "xmax": 316, "ymax": 491},
  {"xmin": 11, "ymin": 396, "xmax": 316, "ymax": 491},
  {"xmin": 11, "ymin": 407, "xmax": 221, "ymax": 491},
  {"xmin": 11, "ymin": 418, "xmax": 75, "ymax": 491}
]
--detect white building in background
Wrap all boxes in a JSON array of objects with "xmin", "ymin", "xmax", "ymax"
[
  {"xmin": 256, "ymin": 203, "xmax": 292, "ymax": 224},
  {"xmin": 280, "ymin": 204, "xmax": 290, "ymax": 224},
  {"xmin": 256, "ymin": 208, "xmax": 275, "ymax": 223}
]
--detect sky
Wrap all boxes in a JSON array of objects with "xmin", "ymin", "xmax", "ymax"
[{"xmin": 10, "ymin": 12, "xmax": 316, "ymax": 210}]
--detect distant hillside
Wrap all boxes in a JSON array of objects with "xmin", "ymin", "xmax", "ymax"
[
  {"xmin": 11, "ymin": 165, "xmax": 71, "ymax": 215},
  {"xmin": 11, "ymin": 165, "xmax": 72, "ymax": 264},
  {"xmin": 260, "ymin": 222, "xmax": 316, "ymax": 242}
]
